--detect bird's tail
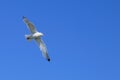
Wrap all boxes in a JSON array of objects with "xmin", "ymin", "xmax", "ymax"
[{"xmin": 25, "ymin": 35, "xmax": 33, "ymax": 41}]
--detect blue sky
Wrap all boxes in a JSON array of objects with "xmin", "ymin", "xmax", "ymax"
[{"xmin": 0, "ymin": 0, "xmax": 120, "ymax": 80}]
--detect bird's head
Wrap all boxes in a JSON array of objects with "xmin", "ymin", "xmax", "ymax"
[{"xmin": 39, "ymin": 32, "xmax": 44, "ymax": 36}]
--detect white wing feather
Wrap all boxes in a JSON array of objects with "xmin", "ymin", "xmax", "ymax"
[
  {"xmin": 23, "ymin": 16, "xmax": 50, "ymax": 61},
  {"xmin": 35, "ymin": 38, "xmax": 50, "ymax": 61},
  {"xmin": 23, "ymin": 17, "xmax": 37, "ymax": 34}
]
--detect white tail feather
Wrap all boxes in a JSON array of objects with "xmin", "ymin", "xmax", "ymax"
[{"xmin": 25, "ymin": 35, "xmax": 33, "ymax": 41}]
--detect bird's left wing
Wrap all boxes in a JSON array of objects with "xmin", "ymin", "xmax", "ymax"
[
  {"xmin": 35, "ymin": 37, "xmax": 50, "ymax": 61},
  {"xmin": 23, "ymin": 16, "xmax": 37, "ymax": 34}
]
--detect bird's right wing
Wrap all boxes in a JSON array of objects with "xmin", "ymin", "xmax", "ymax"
[
  {"xmin": 35, "ymin": 37, "xmax": 50, "ymax": 61},
  {"xmin": 23, "ymin": 16, "xmax": 37, "ymax": 34}
]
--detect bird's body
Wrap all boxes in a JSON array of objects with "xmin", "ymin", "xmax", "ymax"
[{"xmin": 23, "ymin": 16, "xmax": 50, "ymax": 61}]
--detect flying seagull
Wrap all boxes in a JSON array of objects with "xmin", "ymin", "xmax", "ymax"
[{"xmin": 23, "ymin": 16, "xmax": 50, "ymax": 61}]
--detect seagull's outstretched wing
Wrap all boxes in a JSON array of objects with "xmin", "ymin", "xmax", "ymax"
[
  {"xmin": 23, "ymin": 16, "xmax": 37, "ymax": 34},
  {"xmin": 35, "ymin": 37, "xmax": 50, "ymax": 61}
]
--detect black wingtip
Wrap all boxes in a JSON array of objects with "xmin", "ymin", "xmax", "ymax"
[
  {"xmin": 47, "ymin": 58, "xmax": 50, "ymax": 62},
  {"xmin": 23, "ymin": 16, "xmax": 26, "ymax": 19}
]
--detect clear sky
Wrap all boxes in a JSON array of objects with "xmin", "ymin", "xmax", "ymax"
[{"xmin": 0, "ymin": 0, "xmax": 120, "ymax": 80}]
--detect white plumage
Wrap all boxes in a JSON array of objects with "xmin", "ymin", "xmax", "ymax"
[{"xmin": 23, "ymin": 16, "xmax": 50, "ymax": 61}]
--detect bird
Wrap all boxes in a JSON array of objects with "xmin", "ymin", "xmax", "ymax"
[{"xmin": 23, "ymin": 16, "xmax": 50, "ymax": 62}]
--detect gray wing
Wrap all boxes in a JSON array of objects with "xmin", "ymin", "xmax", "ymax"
[
  {"xmin": 23, "ymin": 16, "xmax": 37, "ymax": 34},
  {"xmin": 35, "ymin": 37, "xmax": 50, "ymax": 61}
]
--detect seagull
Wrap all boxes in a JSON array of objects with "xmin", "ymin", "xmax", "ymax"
[{"xmin": 23, "ymin": 16, "xmax": 50, "ymax": 61}]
